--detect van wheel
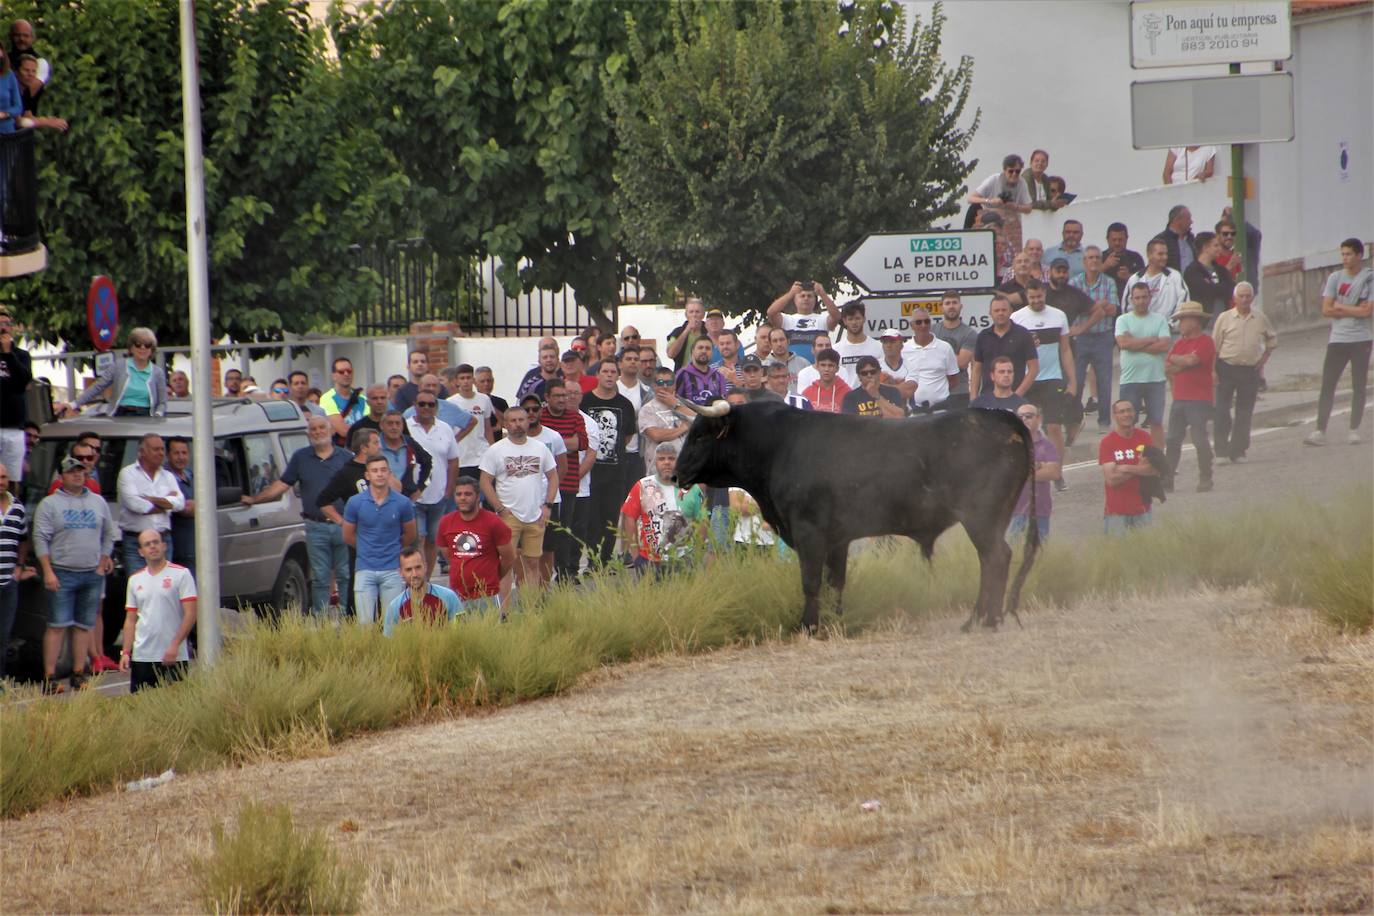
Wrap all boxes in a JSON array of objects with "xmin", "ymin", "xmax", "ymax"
[{"xmin": 269, "ymin": 557, "xmax": 309, "ymax": 615}]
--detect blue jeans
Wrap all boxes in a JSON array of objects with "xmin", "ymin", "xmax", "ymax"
[
  {"xmin": 1008, "ymin": 514, "xmax": 1051, "ymax": 543},
  {"xmin": 1118, "ymin": 382, "xmax": 1166, "ymax": 428},
  {"xmin": 463, "ymin": 595, "xmax": 501, "ymax": 618},
  {"xmin": 304, "ymin": 520, "xmax": 350, "ymax": 615},
  {"xmin": 48, "ymin": 567, "xmax": 105, "ymax": 630},
  {"xmin": 121, "ymin": 532, "xmax": 171, "ymax": 574},
  {"xmin": 1072, "ymin": 332, "xmax": 1115, "ymax": 426},
  {"xmin": 353, "ymin": 568, "xmax": 404, "ymax": 625},
  {"xmin": 1104, "ymin": 512, "xmax": 1152, "ymax": 535}
]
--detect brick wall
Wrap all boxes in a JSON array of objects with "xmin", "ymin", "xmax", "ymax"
[{"xmin": 409, "ymin": 321, "xmax": 461, "ymax": 374}]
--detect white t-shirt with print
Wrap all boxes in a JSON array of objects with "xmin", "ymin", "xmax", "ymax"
[
  {"xmin": 478, "ymin": 437, "xmax": 556, "ymax": 524},
  {"xmin": 834, "ymin": 335, "xmax": 884, "ymax": 387},
  {"xmin": 577, "ymin": 410, "xmax": 600, "ymax": 499},
  {"xmin": 406, "ymin": 417, "xmax": 460, "ymax": 505},
  {"xmin": 618, "ymin": 380, "xmax": 649, "ymax": 454},
  {"xmin": 531, "ymin": 426, "xmax": 568, "ymax": 505},
  {"xmin": 125, "ymin": 563, "xmax": 197, "ymax": 663}
]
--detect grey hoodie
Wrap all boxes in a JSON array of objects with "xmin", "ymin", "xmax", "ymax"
[{"xmin": 33, "ymin": 487, "xmax": 117, "ymax": 570}]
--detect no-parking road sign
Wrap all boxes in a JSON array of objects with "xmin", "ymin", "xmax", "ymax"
[{"xmin": 87, "ymin": 276, "xmax": 119, "ymax": 352}]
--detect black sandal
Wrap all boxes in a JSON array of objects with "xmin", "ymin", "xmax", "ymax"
[{"xmin": 69, "ymin": 669, "xmax": 91, "ymax": 691}]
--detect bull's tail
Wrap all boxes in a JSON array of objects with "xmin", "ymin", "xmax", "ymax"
[{"xmin": 1005, "ymin": 425, "xmax": 1040, "ymax": 628}]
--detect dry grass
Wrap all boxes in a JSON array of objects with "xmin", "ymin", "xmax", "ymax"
[{"xmin": 2, "ymin": 585, "xmax": 1369, "ymax": 914}]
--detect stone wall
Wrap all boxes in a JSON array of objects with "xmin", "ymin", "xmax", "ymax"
[{"xmin": 1263, "ymin": 246, "xmax": 1373, "ymax": 329}]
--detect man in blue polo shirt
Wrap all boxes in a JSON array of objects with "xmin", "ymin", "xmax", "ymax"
[
  {"xmin": 243, "ymin": 414, "xmax": 354, "ymax": 615},
  {"xmin": 343, "ymin": 455, "xmax": 417, "ymax": 625}
]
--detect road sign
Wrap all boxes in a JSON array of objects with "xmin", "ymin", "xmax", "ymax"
[
  {"xmin": 861, "ymin": 293, "xmax": 997, "ymax": 336},
  {"xmin": 86, "ymin": 275, "xmax": 120, "ymax": 352},
  {"xmin": 839, "ymin": 230, "xmax": 996, "ymax": 295},
  {"xmin": 1130, "ymin": 1, "xmax": 1291, "ymax": 69},
  {"xmin": 1130, "ymin": 72, "xmax": 1293, "ymax": 149}
]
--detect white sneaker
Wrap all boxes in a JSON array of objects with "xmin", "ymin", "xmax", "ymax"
[
  {"xmin": 1303, "ymin": 430, "xmax": 1327, "ymax": 447},
  {"xmin": 1348, "ymin": 431, "xmax": 1363, "ymax": 445}
]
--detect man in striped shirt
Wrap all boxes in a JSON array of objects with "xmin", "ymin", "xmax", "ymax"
[
  {"xmin": 674, "ymin": 338, "xmax": 729, "ymax": 403},
  {"xmin": 0, "ymin": 462, "xmax": 33, "ymax": 681},
  {"xmin": 1069, "ymin": 246, "xmax": 1120, "ymax": 429}
]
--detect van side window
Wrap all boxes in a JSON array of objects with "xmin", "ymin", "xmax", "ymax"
[
  {"xmin": 215, "ymin": 439, "xmax": 246, "ymax": 493},
  {"xmin": 243, "ymin": 435, "xmax": 281, "ymax": 497}
]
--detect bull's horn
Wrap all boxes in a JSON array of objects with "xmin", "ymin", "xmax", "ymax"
[{"xmin": 680, "ymin": 398, "xmax": 731, "ymax": 418}]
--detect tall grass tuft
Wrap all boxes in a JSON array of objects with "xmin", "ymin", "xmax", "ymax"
[
  {"xmin": 192, "ymin": 800, "xmax": 361, "ymax": 915},
  {"xmin": 2, "ymin": 487, "xmax": 1368, "ymax": 818}
]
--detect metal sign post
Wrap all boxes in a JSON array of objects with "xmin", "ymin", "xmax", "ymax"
[{"xmin": 180, "ymin": 0, "xmax": 220, "ymax": 666}]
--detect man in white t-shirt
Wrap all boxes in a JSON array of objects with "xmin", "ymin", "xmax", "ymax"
[
  {"xmin": 833, "ymin": 301, "xmax": 884, "ymax": 387},
  {"xmin": 616, "ymin": 347, "xmax": 654, "ymax": 494},
  {"xmin": 446, "ymin": 363, "xmax": 495, "ymax": 477},
  {"xmin": 766, "ymin": 280, "xmax": 842, "ymax": 358},
  {"xmin": 900, "ymin": 309, "xmax": 961, "ymax": 413},
  {"xmin": 521, "ymin": 393, "xmax": 569, "ymax": 585},
  {"xmin": 406, "ymin": 395, "xmax": 462, "ymax": 578},
  {"xmin": 1012, "ymin": 279, "xmax": 1076, "ymax": 483},
  {"xmin": 966, "ymin": 154, "xmax": 1033, "ymax": 215},
  {"xmin": 478, "ymin": 406, "xmax": 558, "ymax": 601},
  {"xmin": 119, "ymin": 528, "xmax": 197, "ymax": 693},
  {"xmin": 794, "ymin": 332, "xmax": 832, "ymax": 395}
]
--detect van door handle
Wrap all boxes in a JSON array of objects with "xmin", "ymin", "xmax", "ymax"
[{"xmin": 249, "ymin": 518, "xmax": 260, "ymax": 528}]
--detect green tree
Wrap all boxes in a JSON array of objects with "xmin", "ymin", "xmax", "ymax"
[
  {"xmin": 1, "ymin": 0, "xmax": 408, "ymax": 344},
  {"xmin": 610, "ymin": 0, "xmax": 977, "ymax": 318},
  {"xmin": 331, "ymin": 0, "xmax": 670, "ymax": 330}
]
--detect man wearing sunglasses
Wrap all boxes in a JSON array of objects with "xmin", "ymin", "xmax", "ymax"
[
  {"xmin": 900, "ymin": 310, "xmax": 961, "ymax": 414},
  {"xmin": 967, "ymin": 154, "xmax": 1032, "ymax": 215}
]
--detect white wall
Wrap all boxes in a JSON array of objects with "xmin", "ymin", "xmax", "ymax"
[
  {"xmin": 1021, "ymin": 173, "xmax": 1230, "ymax": 256},
  {"xmin": 1255, "ymin": 8, "xmax": 1373, "ymax": 265},
  {"xmin": 901, "ymin": 0, "xmax": 1252, "ymax": 203}
]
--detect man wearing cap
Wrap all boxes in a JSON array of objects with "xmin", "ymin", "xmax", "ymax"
[
  {"xmin": 899, "ymin": 310, "xmax": 961, "ymax": 414},
  {"xmin": 877, "ymin": 328, "xmax": 908, "ymax": 388},
  {"xmin": 1164, "ymin": 301, "xmax": 1217, "ymax": 492},
  {"xmin": 738, "ymin": 355, "xmax": 783, "ymax": 402},
  {"xmin": 766, "ymin": 280, "xmax": 842, "ymax": 358},
  {"xmin": 560, "ymin": 349, "xmax": 595, "ymax": 394},
  {"xmin": 34, "ymin": 456, "xmax": 117, "ymax": 692}
]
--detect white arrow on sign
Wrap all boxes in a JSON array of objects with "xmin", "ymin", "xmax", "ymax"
[{"xmin": 839, "ymin": 229, "xmax": 997, "ymax": 294}]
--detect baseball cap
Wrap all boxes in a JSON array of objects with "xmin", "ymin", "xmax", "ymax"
[
  {"xmin": 570, "ymin": 339, "xmax": 589, "ymax": 351},
  {"xmin": 60, "ymin": 456, "xmax": 86, "ymax": 473},
  {"xmin": 878, "ymin": 328, "xmax": 905, "ymax": 340},
  {"xmin": 705, "ymin": 308, "xmax": 724, "ymax": 318},
  {"xmin": 1049, "ymin": 257, "xmax": 1070, "ymax": 269},
  {"xmin": 740, "ymin": 354, "xmax": 764, "ymax": 370},
  {"xmin": 561, "ymin": 349, "xmax": 582, "ymax": 361}
]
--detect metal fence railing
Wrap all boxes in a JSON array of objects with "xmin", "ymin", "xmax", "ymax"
[
  {"xmin": 351, "ymin": 239, "xmax": 643, "ymax": 337},
  {"xmin": 0, "ymin": 128, "xmax": 41, "ymax": 255}
]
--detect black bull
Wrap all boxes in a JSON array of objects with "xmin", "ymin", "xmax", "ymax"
[{"xmin": 673, "ymin": 401, "xmax": 1040, "ymax": 632}]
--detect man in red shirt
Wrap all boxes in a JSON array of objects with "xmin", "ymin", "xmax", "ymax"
[
  {"xmin": 801, "ymin": 349, "xmax": 851, "ymax": 413},
  {"xmin": 1164, "ymin": 301, "xmax": 1217, "ymax": 492},
  {"xmin": 436, "ymin": 476, "xmax": 517, "ymax": 617},
  {"xmin": 1099, "ymin": 400, "xmax": 1159, "ymax": 534}
]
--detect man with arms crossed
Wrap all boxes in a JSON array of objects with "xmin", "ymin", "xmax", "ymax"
[
  {"xmin": 479, "ymin": 407, "xmax": 558, "ymax": 603},
  {"xmin": 438, "ymin": 477, "xmax": 516, "ymax": 616},
  {"xmin": 119, "ymin": 528, "xmax": 196, "ymax": 692},
  {"xmin": 1099, "ymin": 400, "xmax": 1159, "ymax": 534},
  {"xmin": 1305, "ymin": 238, "xmax": 1372, "ymax": 447}
]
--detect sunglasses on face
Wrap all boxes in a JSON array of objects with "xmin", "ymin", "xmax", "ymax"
[
  {"xmin": 416, "ymin": 400, "xmax": 437, "ymax": 407},
  {"xmin": 272, "ymin": 387, "xmax": 289, "ymax": 395},
  {"xmin": 653, "ymin": 379, "xmax": 673, "ymax": 386},
  {"xmin": 131, "ymin": 341, "xmax": 153, "ymax": 349},
  {"xmin": 911, "ymin": 319, "xmax": 931, "ymax": 326},
  {"xmin": 622, "ymin": 334, "xmax": 640, "ymax": 341}
]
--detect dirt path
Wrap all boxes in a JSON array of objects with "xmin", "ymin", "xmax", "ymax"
[{"xmin": 4, "ymin": 583, "xmax": 1370, "ymax": 913}]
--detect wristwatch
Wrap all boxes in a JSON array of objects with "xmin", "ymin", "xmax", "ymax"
[{"xmin": 545, "ymin": 501, "xmax": 556, "ymax": 509}]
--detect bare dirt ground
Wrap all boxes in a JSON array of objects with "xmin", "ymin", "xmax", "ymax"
[{"xmin": 4, "ymin": 583, "xmax": 1371, "ymax": 913}]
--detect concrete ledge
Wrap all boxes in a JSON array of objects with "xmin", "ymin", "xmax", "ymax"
[{"xmin": 0, "ymin": 244, "xmax": 47, "ymax": 278}]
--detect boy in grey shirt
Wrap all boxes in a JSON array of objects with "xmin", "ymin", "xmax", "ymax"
[
  {"xmin": 33, "ymin": 456, "xmax": 117, "ymax": 691},
  {"xmin": 1305, "ymin": 238, "xmax": 1373, "ymax": 446}
]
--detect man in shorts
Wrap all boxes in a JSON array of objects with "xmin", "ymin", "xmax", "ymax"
[
  {"xmin": 478, "ymin": 406, "xmax": 558, "ymax": 604},
  {"xmin": 32, "ymin": 456, "xmax": 117, "ymax": 692},
  {"xmin": 119, "ymin": 528, "xmax": 197, "ymax": 692}
]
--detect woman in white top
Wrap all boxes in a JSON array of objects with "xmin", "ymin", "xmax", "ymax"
[{"xmin": 1163, "ymin": 146, "xmax": 1216, "ymax": 184}]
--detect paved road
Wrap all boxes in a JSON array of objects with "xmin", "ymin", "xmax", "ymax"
[{"xmin": 1047, "ymin": 401, "xmax": 1371, "ymax": 538}]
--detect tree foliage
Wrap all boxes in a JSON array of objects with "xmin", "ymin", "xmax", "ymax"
[
  {"xmin": 1, "ymin": 0, "xmax": 407, "ymax": 344},
  {"xmin": 331, "ymin": 0, "xmax": 670, "ymax": 329},
  {"xmin": 610, "ymin": 0, "xmax": 977, "ymax": 317}
]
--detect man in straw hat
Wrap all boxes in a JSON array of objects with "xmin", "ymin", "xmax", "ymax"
[{"xmin": 1164, "ymin": 301, "xmax": 1217, "ymax": 492}]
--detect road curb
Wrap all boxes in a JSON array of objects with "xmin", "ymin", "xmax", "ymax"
[{"xmin": 1252, "ymin": 384, "xmax": 1374, "ymax": 429}]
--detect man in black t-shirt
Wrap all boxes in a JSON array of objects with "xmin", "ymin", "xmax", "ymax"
[
  {"xmin": 971, "ymin": 294, "xmax": 1039, "ymax": 399},
  {"xmin": 1102, "ymin": 222, "xmax": 1146, "ymax": 300},
  {"xmin": 1045, "ymin": 259, "xmax": 1093, "ymax": 326},
  {"xmin": 841, "ymin": 356, "xmax": 906, "ymax": 417},
  {"xmin": 579, "ymin": 360, "xmax": 638, "ymax": 566}
]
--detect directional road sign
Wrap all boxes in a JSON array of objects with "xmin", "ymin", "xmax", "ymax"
[
  {"xmin": 86, "ymin": 275, "xmax": 120, "ymax": 352},
  {"xmin": 839, "ymin": 230, "xmax": 997, "ymax": 295}
]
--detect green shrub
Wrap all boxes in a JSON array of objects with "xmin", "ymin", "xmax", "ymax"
[
  {"xmin": 1280, "ymin": 533, "xmax": 1373, "ymax": 632},
  {"xmin": 193, "ymin": 801, "xmax": 361, "ymax": 914}
]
